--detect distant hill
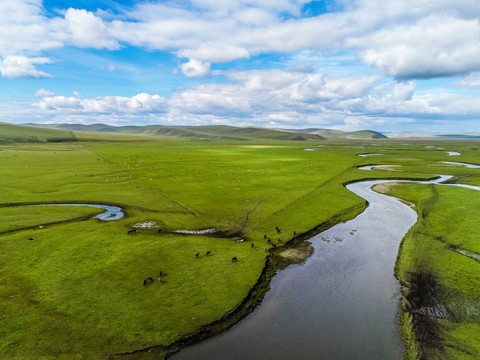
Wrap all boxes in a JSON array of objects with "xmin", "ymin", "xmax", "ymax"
[
  {"xmin": 388, "ymin": 132, "xmax": 480, "ymax": 139},
  {"xmin": 291, "ymin": 128, "xmax": 388, "ymax": 139},
  {"xmin": 25, "ymin": 123, "xmax": 389, "ymax": 141},
  {"xmin": 0, "ymin": 122, "xmax": 77, "ymax": 144},
  {"xmin": 26, "ymin": 123, "xmax": 325, "ymax": 141}
]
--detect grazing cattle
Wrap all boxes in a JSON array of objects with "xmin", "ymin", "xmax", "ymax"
[
  {"xmin": 206, "ymin": 251, "xmax": 211, "ymax": 256},
  {"xmin": 27, "ymin": 237, "xmax": 35, "ymax": 241},
  {"xmin": 276, "ymin": 228, "xmax": 281, "ymax": 234},
  {"xmin": 159, "ymin": 270, "xmax": 163, "ymax": 277},
  {"xmin": 267, "ymin": 239, "xmax": 271, "ymax": 243},
  {"xmin": 127, "ymin": 229, "xmax": 136, "ymax": 235},
  {"xmin": 264, "ymin": 234, "xmax": 267, "ymax": 239},
  {"xmin": 278, "ymin": 239, "xmax": 282, "ymax": 243},
  {"xmin": 157, "ymin": 277, "xmax": 162, "ymax": 284},
  {"xmin": 251, "ymin": 243, "xmax": 254, "ymax": 248},
  {"xmin": 143, "ymin": 279, "xmax": 147, "ymax": 286},
  {"xmin": 232, "ymin": 256, "xmax": 237, "ymax": 262},
  {"xmin": 195, "ymin": 252, "xmax": 200, "ymax": 258},
  {"xmin": 147, "ymin": 277, "xmax": 154, "ymax": 283}
]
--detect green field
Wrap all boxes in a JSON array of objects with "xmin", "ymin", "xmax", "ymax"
[{"xmin": 1, "ymin": 123, "xmax": 480, "ymax": 359}]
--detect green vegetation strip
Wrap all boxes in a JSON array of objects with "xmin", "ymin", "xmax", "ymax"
[{"xmin": 385, "ymin": 183, "xmax": 480, "ymax": 359}]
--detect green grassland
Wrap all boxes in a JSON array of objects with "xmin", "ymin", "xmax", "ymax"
[
  {"xmin": 1, "ymin": 123, "xmax": 480, "ymax": 358},
  {"xmin": 383, "ymin": 182, "xmax": 480, "ymax": 359}
]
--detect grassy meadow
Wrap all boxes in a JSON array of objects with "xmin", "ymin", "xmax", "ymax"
[{"xmin": 1, "ymin": 123, "xmax": 480, "ymax": 358}]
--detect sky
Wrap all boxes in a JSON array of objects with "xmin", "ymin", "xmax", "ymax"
[{"xmin": 1, "ymin": 0, "xmax": 480, "ymax": 133}]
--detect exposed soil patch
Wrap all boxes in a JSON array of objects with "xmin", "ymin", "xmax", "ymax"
[
  {"xmin": 278, "ymin": 241, "xmax": 314, "ymax": 265},
  {"xmin": 376, "ymin": 165, "xmax": 401, "ymax": 171},
  {"xmin": 371, "ymin": 182, "xmax": 402, "ymax": 195}
]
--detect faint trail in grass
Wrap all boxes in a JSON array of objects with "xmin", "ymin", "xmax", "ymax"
[{"xmin": 82, "ymin": 144, "xmax": 200, "ymax": 216}]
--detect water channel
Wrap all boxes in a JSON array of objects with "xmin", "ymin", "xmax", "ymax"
[
  {"xmin": 172, "ymin": 174, "xmax": 479, "ymax": 360},
  {"xmin": 33, "ymin": 203, "xmax": 124, "ymax": 221}
]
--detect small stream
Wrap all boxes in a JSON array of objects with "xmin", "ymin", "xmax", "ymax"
[
  {"xmin": 33, "ymin": 203, "xmax": 124, "ymax": 221},
  {"xmin": 171, "ymin": 174, "xmax": 479, "ymax": 360}
]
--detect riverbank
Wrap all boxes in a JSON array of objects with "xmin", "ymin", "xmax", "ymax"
[
  {"xmin": 170, "ymin": 179, "xmax": 416, "ymax": 359},
  {"xmin": 379, "ymin": 182, "xmax": 480, "ymax": 359},
  {"xmin": 114, "ymin": 203, "xmax": 367, "ymax": 359}
]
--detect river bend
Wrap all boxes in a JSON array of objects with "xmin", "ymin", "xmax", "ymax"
[{"xmin": 172, "ymin": 175, "xmax": 480, "ymax": 359}]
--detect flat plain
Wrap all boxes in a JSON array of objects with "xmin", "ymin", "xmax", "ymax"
[{"xmin": 1, "ymin": 123, "xmax": 480, "ymax": 359}]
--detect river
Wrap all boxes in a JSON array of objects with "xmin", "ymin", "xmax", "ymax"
[
  {"xmin": 171, "ymin": 172, "xmax": 480, "ymax": 360},
  {"xmin": 171, "ymin": 179, "xmax": 425, "ymax": 359}
]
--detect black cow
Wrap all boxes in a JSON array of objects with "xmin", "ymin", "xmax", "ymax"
[{"xmin": 232, "ymin": 257, "xmax": 237, "ymax": 262}]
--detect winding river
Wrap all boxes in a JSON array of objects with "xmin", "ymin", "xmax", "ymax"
[{"xmin": 172, "ymin": 173, "xmax": 480, "ymax": 359}]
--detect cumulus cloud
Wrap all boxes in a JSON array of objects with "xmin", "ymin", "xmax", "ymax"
[
  {"xmin": 4, "ymin": 0, "xmax": 480, "ymax": 132},
  {"xmin": 0, "ymin": 0, "xmax": 65, "ymax": 56},
  {"xmin": 348, "ymin": 14, "xmax": 480, "ymax": 79},
  {"xmin": 16, "ymin": 66, "xmax": 480, "ymax": 131},
  {"xmin": 177, "ymin": 43, "xmax": 250, "ymax": 63},
  {"xmin": 34, "ymin": 88, "xmax": 55, "ymax": 97},
  {"xmin": 452, "ymin": 74, "xmax": 480, "ymax": 89},
  {"xmin": 393, "ymin": 81, "xmax": 416, "ymax": 101},
  {"xmin": 180, "ymin": 59, "xmax": 212, "ymax": 77},
  {"xmin": 65, "ymin": 8, "xmax": 119, "ymax": 49},
  {"xmin": 3, "ymin": 0, "xmax": 480, "ymax": 81},
  {"xmin": 36, "ymin": 92, "xmax": 167, "ymax": 114},
  {"xmin": 0, "ymin": 56, "xmax": 53, "ymax": 78}
]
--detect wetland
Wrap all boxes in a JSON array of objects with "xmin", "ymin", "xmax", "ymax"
[{"xmin": 2, "ymin": 123, "xmax": 480, "ymax": 359}]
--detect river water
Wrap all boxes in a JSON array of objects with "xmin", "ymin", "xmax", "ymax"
[
  {"xmin": 171, "ymin": 173, "xmax": 480, "ymax": 359},
  {"xmin": 171, "ymin": 179, "xmax": 424, "ymax": 360},
  {"xmin": 34, "ymin": 203, "xmax": 124, "ymax": 221}
]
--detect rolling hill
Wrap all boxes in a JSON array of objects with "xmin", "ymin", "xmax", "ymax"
[
  {"xmin": 0, "ymin": 122, "xmax": 77, "ymax": 144},
  {"xmin": 24, "ymin": 123, "xmax": 389, "ymax": 140}
]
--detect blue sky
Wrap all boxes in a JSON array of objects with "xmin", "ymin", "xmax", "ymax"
[{"xmin": 1, "ymin": 0, "xmax": 480, "ymax": 133}]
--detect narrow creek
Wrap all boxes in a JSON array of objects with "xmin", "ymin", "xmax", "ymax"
[
  {"xmin": 32, "ymin": 203, "xmax": 124, "ymax": 221},
  {"xmin": 171, "ymin": 174, "xmax": 479, "ymax": 360}
]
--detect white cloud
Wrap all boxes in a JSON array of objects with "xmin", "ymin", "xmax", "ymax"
[
  {"xmin": 0, "ymin": 56, "xmax": 53, "ymax": 78},
  {"xmin": 180, "ymin": 59, "xmax": 212, "ymax": 77},
  {"xmin": 348, "ymin": 14, "xmax": 480, "ymax": 78},
  {"xmin": 34, "ymin": 88, "xmax": 55, "ymax": 97},
  {"xmin": 36, "ymin": 92, "xmax": 166, "ymax": 114},
  {"xmin": 0, "ymin": 0, "xmax": 65, "ymax": 56},
  {"xmin": 393, "ymin": 81, "xmax": 416, "ymax": 101},
  {"xmin": 12, "ymin": 66, "xmax": 480, "ymax": 131},
  {"xmin": 452, "ymin": 74, "xmax": 480, "ymax": 89},
  {"xmin": 3, "ymin": 0, "xmax": 480, "ymax": 81},
  {"xmin": 65, "ymin": 8, "xmax": 119, "ymax": 49},
  {"xmin": 177, "ymin": 43, "xmax": 250, "ymax": 63}
]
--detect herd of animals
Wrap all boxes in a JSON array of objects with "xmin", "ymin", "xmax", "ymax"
[{"xmin": 27, "ymin": 225, "xmax": 292, "ymax": 288}]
